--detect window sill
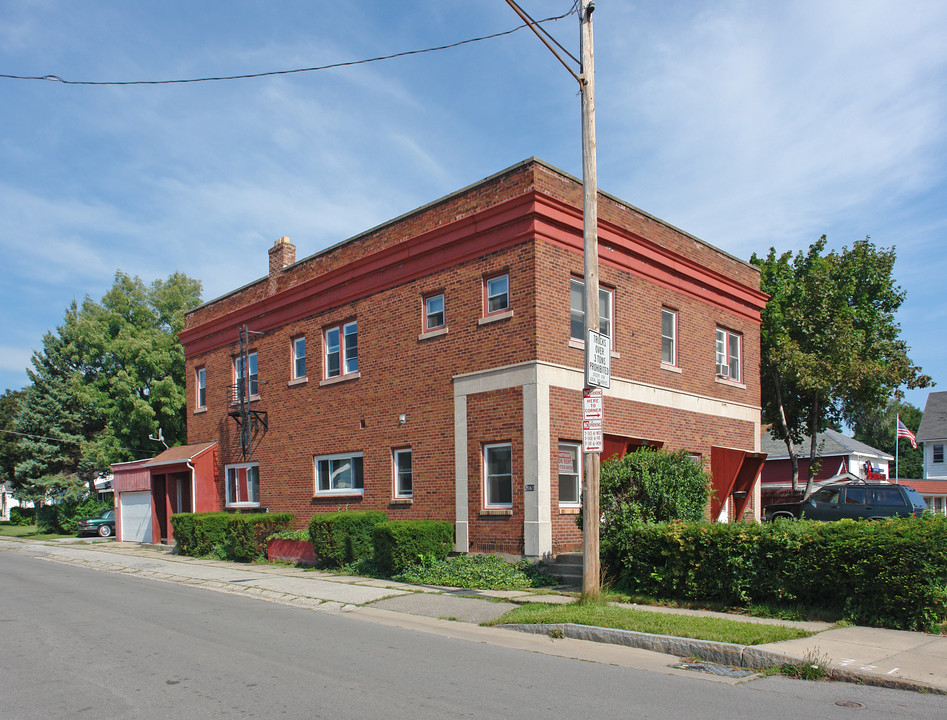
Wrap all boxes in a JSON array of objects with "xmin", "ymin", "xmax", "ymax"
[
  {"xmin": 479, "ymin": 508, "xmax": 513, "ymax": 516},
  {"xmin": 714, "ymin": 376, "xmax": 746, "ymax": 389},
  {"xmin": 193, "ymin": 407, "xmax": 207, "ymax": 414},
  {"xmin": 568, "ymin": 338, "xmax": 620, "ymax": 358},
  {"xmin": 478, "ymin": 310, "xmax": 514, "ymax": 326},
  {"xmin": 319, "ymin": 372, "xmax": 361, "ymax": 387},
  {"xmin": 288, "ymin": 376, "xmax": 308, "ymax": 387},
  {"xmin": 418, "ymin": 327, "xmax": 448, "ymax": 341},
  {"xmin": 661, "ymin": 363, "xmax": 682, "ymax": 374},
  {"xmin": 226, "ymin": 503, "xmax": 261, "ymax": 509},
  {"xmin": 390, "ymin": 497, "xmax": 413, "ymax": 506},
  {"xmin": 313, "ymin": 491, "xmax": 364, "ymax": 498},
  {"xmin": 558, "ymin": 506, "xmax": 580, "ymax": 515}
]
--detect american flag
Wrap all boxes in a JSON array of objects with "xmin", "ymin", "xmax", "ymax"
[{"xmin": 897, "ymin": 417, "xmax": 917, "ymax": 449}]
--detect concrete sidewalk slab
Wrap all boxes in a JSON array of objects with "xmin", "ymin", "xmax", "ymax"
[{"xmin": 371, "ymin": 593, "xmax": 518, "ymax": 624}]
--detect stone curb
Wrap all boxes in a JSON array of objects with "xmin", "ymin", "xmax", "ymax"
[{"xmin": 500, "ymin": 623, "xmax": 947, "ymax": 695}]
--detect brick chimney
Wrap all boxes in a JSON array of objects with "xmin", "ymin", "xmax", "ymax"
[{"xmin": 268, "ymin": 236, "xmax": 296, "ymax": 293}]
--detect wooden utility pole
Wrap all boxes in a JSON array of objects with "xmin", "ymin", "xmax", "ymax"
[{"xmin": 579, "ymin": 0, "xmax": 601, "ymax": 600}]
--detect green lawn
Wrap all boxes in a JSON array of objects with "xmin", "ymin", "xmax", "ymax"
[
  {"xmin": 485, "ymin": 601, "xmax": 815, "ymax": 645},
  {"xmin": 0, "ymin": 523, "xmax": 74, "ymax": 541}
]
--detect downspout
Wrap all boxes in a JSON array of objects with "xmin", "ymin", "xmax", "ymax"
[{"xmin": 187, "ymin": 461, "xmax": 196, "ymax": 513}]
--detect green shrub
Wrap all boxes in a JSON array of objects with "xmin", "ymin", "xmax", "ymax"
[
  {"xmin": 171, "ymin": 512, "xmax": 231, "ymax": 557},
  {"xmin": 309, "ymin": 510, "xmax": 388, "ymax": 566},
  {"xmin": 393, "ymin": 554, "xmax": 557, "ymax": 590},
  {"xmin": 37, "ymin": 497, "xmax": 112, "ymax": 534},
  {"xmin": 171, "ymin": 512, "xmax": 292, "ymax": 561},
  {"xmin": 267, "ymin": 528, "xmax": 310, "ymax": 542},
  {"xmin": 372, "ymin": 520, "xmax": 454, "ymax": 574},
  {"xmin": 8, "ymin": 507, "xmax": 33, "ymax": 526},
  {"xmin": 608, "ymin": 515, "xmax": 947, "ymax": 631}
]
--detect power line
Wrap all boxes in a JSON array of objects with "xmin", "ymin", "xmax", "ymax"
[
  {"xmin": 0, "ymin": 428, "xmax": 157, "ymax": 458},
  {"xmin": 0, "ymin": 7, "xmax": 578, "ymax": 87}
]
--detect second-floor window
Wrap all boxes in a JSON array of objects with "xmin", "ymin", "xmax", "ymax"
[
  {"xmin": 424, "ymin": 293, "xmax": 445, "ymax": 331},
  {"xmin": 715, "ymin": 328, "xmax": 741, "ymax": 383},
  {"xmin": 661, "ymin": 309, "xmax": 677, "ymax": 366},
  {"xmin": 234, "ymin": 351, "xmax": 258, "ymax": 398},
  {"xmin": 570, "ymin": 278, "xmax": 612, "ymax": 342},
  {"xmin": 484, "ymin": 274, "xmax": 510, "ymax": 315},
  {"xmin": 196, "ymin": 367, "xmax": 206, "ymax": 408},
  {"xmin": 325, "ymin": 321, "xmax": 358, "ymax": 378},
  {"xmin": 292, "ymin": 337, "xmax": 306, "ymax": 379},
  {"xmin": 934, "ymin": 444, "xmax": 944, "ymax": 464}
]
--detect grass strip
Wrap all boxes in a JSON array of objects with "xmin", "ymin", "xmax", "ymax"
[
  {"xmin": 485, "ymin": 602, "xmax": 814, "ymax": 645},
  {"xmin": 0, "ymin": 523, "xmax": 74, "ymax": 540}
]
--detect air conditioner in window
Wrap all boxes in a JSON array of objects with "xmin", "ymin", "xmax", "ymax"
[{"xmin": 716, "ymin": 363, "xmax": 730, "ymax": 378}]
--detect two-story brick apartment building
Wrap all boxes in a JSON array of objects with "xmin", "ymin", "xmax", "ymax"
[{"xmin": 178, "ymin": 159, "xmax": 768, "ymax": 558}]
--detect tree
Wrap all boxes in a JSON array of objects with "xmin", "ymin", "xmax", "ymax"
[
  {"xmin": 752, "ymin": 237, "xmax": 931, "ymax": 498},
  {"xmin": 0, "ymin": 388, "xmax": 25, "ymax": 486},
  {"xmin": 851, "ymin": 399, "xmax": 923, "ymax": 479},
  {"xmin": 14, "ymin": 271, "xmax": 202, "ymax": 490}
]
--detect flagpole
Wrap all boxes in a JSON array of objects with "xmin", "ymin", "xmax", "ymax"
[{"xmin": 895, "ymin": 414, "xmax": 900, "ymax": 482}]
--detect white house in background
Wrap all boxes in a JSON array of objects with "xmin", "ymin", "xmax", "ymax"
[
  {"xmin": 1, "ymin": 480, "xmax": 22, "ymax": 520},
  {"xmin": 915, "ymin": 391, "xmax": 947, "ymax": 515}
]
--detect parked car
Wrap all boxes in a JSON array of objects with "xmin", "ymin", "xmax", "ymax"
[
  {"xmin": 764, "ymin": 482, "xmax": 928, "ymax": 521},
  {"xmin": 77, "ymin": 509, "xmax": 116, "ymax": 537}
]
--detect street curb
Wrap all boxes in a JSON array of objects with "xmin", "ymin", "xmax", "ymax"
[{"xmin": 500, "ymin": 623, "xmax": 947, "ymax": 695}]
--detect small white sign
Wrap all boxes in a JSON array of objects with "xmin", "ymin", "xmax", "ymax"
[
  {"xmin": 586, "ymin": 330, "xmax": 611, "ymax": 388},
  {"xmin": 583, "ymin": 387, "xmax": 604, "ymax": 453}
]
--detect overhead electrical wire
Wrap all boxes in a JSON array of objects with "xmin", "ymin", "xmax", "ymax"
[{"xmin": 0, "ymin": 5, "xmax": 578, "ymax": 87}]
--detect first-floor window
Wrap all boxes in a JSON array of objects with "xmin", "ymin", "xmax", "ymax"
[
  {"xmin": 226, "ymin": 463, "xmax": 260, "ymax": 506},
  {"xmin": 315, "ymin": 452, "xmax": 364, "ymax": 494},
  {"xmin": 393, "ymin": 448, "xmax": 413, "ymax": 498},
  {"xmin": 292, "ymin": 336, "xmax": 306, "ymax": 379},
  {"xmin": 196, "ymin": 367, "xmax": 206, "ymax": 408},
  {"xmin": 715, "ymin": 327, "xmax": 741, "ymax": 382},
  {"xmin": 484, "ymin": 443, "xmax": 513, "ymax": 508},
  {"xmin": 557, "ymin": 442, "xmax": 580, "ymax": 506},
  {"xmin": 325, "ymin": 321, "xmax": 358, "ymax": 378}
]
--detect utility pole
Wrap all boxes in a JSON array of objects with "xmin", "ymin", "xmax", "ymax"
[{"xmin": 579, "ymin": 0, "xmax": 601, "ymax": 600}]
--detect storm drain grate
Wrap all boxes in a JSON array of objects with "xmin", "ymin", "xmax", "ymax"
[{"xmin": 674, "ymin": 662, "xmax": 756, "ymax": 678}]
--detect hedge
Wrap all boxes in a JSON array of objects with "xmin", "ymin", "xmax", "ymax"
[
  {"xmin": 38, "ymin": 497, "xmax": 112, "ymax": 534},
  {"xmin": 8, "ymin": 507, "xmax": 33, "ymax": 526},
  {"xmin": 171, "ymin": 512, "xmax": 293, "ymax": 561},
  {"xmin": 308, "ymin": 510, "xmax": 388, "ymax": 566},
  {"xmin": 607, "ymin": 516, "xmax": 947, "ymax": 631},
  {"xmin": 372, "ymin": 520, "xmax": 454, "ymax": 574}
]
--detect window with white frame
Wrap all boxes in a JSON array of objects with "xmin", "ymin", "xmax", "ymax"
[
  {"xmin": 225, "ymin": 463, "xmax": 260, "ymax": 507},
  {"xmin": 935, "ymin": 444, "xmax": 945, "ymax": 464},
  {"xmin": 484, "ymin": 443, "xmax": 513, "ymax": 508},
  {"xmin": 484, "ymin": 274, "xmax": 510, "ymax": 315},
  {"xmin": 393, "ymin": 448, "xmax": 413, "ymax": 498},
  {"xmin": 715, "ymin": 328, "xmax": 741, "ymax": 382},
  {"xmin": 315, "ymin": 452, "xmax": 364, "ymax": 494},
  {"xmin": 325, "ymin": 321, "xmax": 358, "ymax": 378},
  {"xmin": 661, "ymin": 308, "xmax": 677, "ymax": 366},
  {"xmin": 196, "ymin": 367, "xmax": 206, "ymax": 408},
  {"xmin": 557, "ymin": 442, "xmax": 581, "ymax": 506},
  {"xmin": 234, "ymin": 351, "xmax": 258, "ymax": 398},
  {"xmin": 292, "ymin": 337, "xmax": 306, "ymax": 379},
  {"xmin": 424, "ymin": 293, "xmax": 445, "ymax": 332},
  {"xmin": 570, "ymin": 278, "xmax": 613, "ymax": 342}
]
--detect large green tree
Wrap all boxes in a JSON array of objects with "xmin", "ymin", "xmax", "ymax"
[
  {"xmin": 851, "ymin": 399, "xmax": 923, "ymax": 480},
  {"xmin": 14, "ymin": 271, "xmax": 202, "ymax": 491},
  {"xmin": 752, "ymin": 237, "xmax": 930, "ymax": 498},
  {"xmin": 0, "ymin": 388, "xmax": 25, "ymax": 486}
]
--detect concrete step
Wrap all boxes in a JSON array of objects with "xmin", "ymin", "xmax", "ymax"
[{"xmin": 545, "ymin": 552, "xmax": 583, "ymax": 585}]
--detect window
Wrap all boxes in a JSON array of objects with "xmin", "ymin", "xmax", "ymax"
[
  {"xmin": 196, "ymin": 367, "xmax": 206, "ymax": 408},
  {"xmin": 715, "ymin": 328, "xmax": 741, "ymax": 382},
  {"xmin": 484, "ymin": 443, "xmax": 513, "ymax": 508},
  {"xmin": 424, "ymin": 293, "xmax": 445, "ymax": 332},
  {"xmin": 393, "ymin": 448, "xmax": 413, "ymax": 498},
  {"xmin": 234, "ymin": 351, "xmax": 258, "ymax": 398},
  {"xmin": 325, "ymin": 321, "xmax": 358, "ymax": 378},
  {"xmin": 315, "ymin": 452, "xmax": 364, "ymax": 494},
  {"xmin": 557, "ymin": 442, "xmax": 581, "ymax": 506},
  {"xmin": 569, "ymin": 278, "xmax": 612, "ymax": 342},
  {"xmin": 935, "ymin": 444, "xmax": 944, "ymax": 464},
  {"xmin": 225, "ymin": 463, "xmax": 259, "ymax": 507},
  {"xmin": 292, "ymin": 337, "xmax": 306, "ymax": 379},
  {"xmin": 661, "ymin": 309, "xmax": 677, "ymax": 365},
  {"xmin": 484, "ymin": 274, "xmax": 510, "ymax": 315}
]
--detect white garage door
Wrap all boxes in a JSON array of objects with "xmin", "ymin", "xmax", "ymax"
[{"xmin": 119, "ymin": 491, "xmax": 153, "ymax": 543}]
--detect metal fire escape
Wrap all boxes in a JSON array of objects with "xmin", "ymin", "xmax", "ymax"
[{"xmin": 227, "ymin": 324, "xmax": 268, "ymax": 461}]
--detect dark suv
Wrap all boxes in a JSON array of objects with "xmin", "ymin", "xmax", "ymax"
[{"xmin": 764, "ymin": 482, "xmax": 928, "ymax": 521}]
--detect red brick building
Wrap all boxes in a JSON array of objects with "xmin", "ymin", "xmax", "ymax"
[{"xmin": 179, "ymin": 159, "xmax": 767, "ymax": 558}]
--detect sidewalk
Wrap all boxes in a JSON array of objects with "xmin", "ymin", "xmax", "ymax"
[{"xmin": 6, "ymin": 537, "xmax": 946, "ymax": 694}]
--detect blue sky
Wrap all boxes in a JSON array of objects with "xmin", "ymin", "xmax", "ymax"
[{"xmin": 1, "ymin": 0, "xmax": 944, "ymax": 419}]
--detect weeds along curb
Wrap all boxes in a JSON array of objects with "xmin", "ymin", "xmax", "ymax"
[{"xmin": 499, "ymin": 623, "xmax": 947, "ymax": 695}]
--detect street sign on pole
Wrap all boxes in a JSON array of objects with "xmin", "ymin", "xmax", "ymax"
[
  {"xmin": 586, "ymin": 329, "xmax": 610, "ymax": 389},
  {"xmin": 582, "ymin": 387, "xmax": 603, "ymax": 453}
]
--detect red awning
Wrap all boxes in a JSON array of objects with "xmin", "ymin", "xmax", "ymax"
[{"xmin": 710, "ymin": 446, "xmax": 766, "ymax": 520}]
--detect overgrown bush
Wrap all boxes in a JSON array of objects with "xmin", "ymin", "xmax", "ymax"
[
  {"xmin": 609, "ymin": 515, "xmax": 947, "ymax": 631},
  {"xmin": 171, "ymin": 512, "xmax": 293, "ymax": 561},
  {"xmin": 393, "ymin": 554, "xmax": 557, "ymax": 590},
  {"xmin": 309, "ymin": 510, "xmax": 388, "ymax": 566},
  {"xmin": 8, "ymin": 507, "xmax": 33, "ymax": 525},
  {"xmin": 267, "ymin": 528, "xmax": 310, "ymax": 542},
  {"xmin": 38, "ymin": 497, "xmax": 112, "ymax": 534},
  {"xmin": 372, "ymin": 520, "xmax": 454, "ymax": 574},
  {"xmin": 592, "ymin": 448, "xmax": 712, "ymax": 567}
]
